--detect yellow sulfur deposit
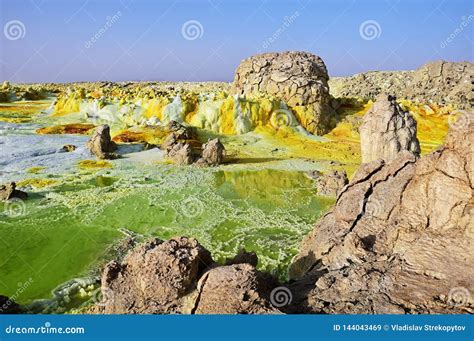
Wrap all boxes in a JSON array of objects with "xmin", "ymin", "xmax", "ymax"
[
  {"xmin": 17, "ymin": 178, "xmax": 58, "ymax": 188},
  {"xmin": 78, "ymin": 160, "xmax": 113, "ymax": 170}
]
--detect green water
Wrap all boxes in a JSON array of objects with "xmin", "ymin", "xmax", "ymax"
[{"xmin": 0, "ymin": 167, "xmax": 334, "ymax": 306}]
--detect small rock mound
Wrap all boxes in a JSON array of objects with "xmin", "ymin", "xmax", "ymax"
[
  {"xmin": 230, "ymin": 51, "xmax": 334, "ymax": 134},
  {"xmin": 0, "ymin": 295, "xmax": 21, "ymax": 314},
  {"xmin": 194, "ymin": 264, "xmax": 280, "ymax": 314},
  {"xmin": 360, "ymin": 94, "xmax": 420, "ymax": 163},
  {"xmin": 0, "ymin": 182, "xmax": 27, "ymax": 201},
  {"xmin": 197, "ymin": 138, "xmax": 225, "ymax": 166},
  {"xmin": 86, "ymin": 125, "xmax": 118, "ymax": 160}
]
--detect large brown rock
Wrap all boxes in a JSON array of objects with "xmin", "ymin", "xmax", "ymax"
[
  {"xmin": 360, "ymin": 94, "xmax": 420, "ymax": 163},
  {"xmin": 289, "ymin": 119, "xmax": 473, "ymax": 313},
  {"xmin": 86, "ymin": 125, "xmax": 118, "ymax": 159},
  {"xmin": 96, "ymin": 237, "xmax": 213, "ymax": 314},
  {"xmin": 193, "ymin": 264, "xmax": 280, "ymax": 314},
  {"xmin": 230, "ymin": 51, "xmax": 334, "ymax": 134},
  {"xmin": 198, "ymin": 138, "xmax": 225, "ymax": 166},
  {"xmin": 308, "ymin": 169, "xmax": 348, "ymax": 197}
]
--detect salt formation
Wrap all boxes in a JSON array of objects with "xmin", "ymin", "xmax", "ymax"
[
  {"xmin": 230, "ymin": 51, "xmax": 334, "ymax": 134},
  {"xmin": 360, "ymin": 94, "xmax": 420, "ymax": 163}
]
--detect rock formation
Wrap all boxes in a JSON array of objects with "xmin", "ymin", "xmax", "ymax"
[
  {"xmin": 88, "ymin": 237, "xmax": 281, "ymax": 314},
  {"xmin": 308, "ymin": 170, "xmax": 348, "ymax": 197},
  {"xmin": 167, "ymin": 142, "xmax": 195, "ymax": 166},
  {"xmin": 329, "ymin": 61, "xmax": 474, "ymax": 110},
  {"xmin": 0, "ymin": 182, "xmax": 27, "ymax": 201},
  {"xmin": 86, "ymin": 125, "xmax": 118, "ymax": 159},
  {"xmin": 198, "ymin": 138, "xmax": 225, "ymax": 166},
  {"xmin": 230, "ymin": 51, "xmax": 334, "ymax": 135},
  {"xmin": 289, "ymin": 119, "xmax": 473, "ymax": 314},
  {"xmin": 360, "ymin": 94, "xmax": 420, "ymax": 163}
]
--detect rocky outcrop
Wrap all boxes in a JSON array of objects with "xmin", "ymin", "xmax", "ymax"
[
  {"xmin": 360, "ymin": 94, "xmax": 420, "ymax": 163},
  {"xmin": 167, "ymin": 142, "xmax": 195, "ymax": 166},
  {"xmin": 289, "ymin": 119, "xmax": 473, "ymax": 314},
  {"xmin": 0, "ymin": 182, "xmax": 27, "ymax": 201},
  {"xmin": 193, "ymin": 264, "xmax": 279, "ymax": 314},
  {"xmin": 308, "ymin": 170, "xmax": 348, "ymax": 197},
  {"xmin": 89, "ymin": 237, "xmax": 280, "ymax": 314},
  {"xmin": 86, "ymin": 125, "xmax": 118, "ymax": 160},
  {"xmin": 330, "ymin": 61, "xmax": 474, "ymax": 109},
  {"xmin": 197, "ymin": 138, "xmax": 225, "ymax": 166},
  {"xmin": 230, "ymin": 51, "xmax": 334, "ymax": 134}
]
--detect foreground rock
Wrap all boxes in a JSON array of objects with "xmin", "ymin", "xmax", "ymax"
[
  {"xmin": 330, "ymin": 61, "xmax": 474, "ymax": 110},
  {"xmin": 0, "ymin": 182, "xmax": 27, "ymax": 201},
  {"xmin": 89, "ymin": 237, "xmax": 280, "ymax": 314},
  {"xmin": 230, "ymin": 51, "xmax": 334, "ymax": 134},
  {"xmin": 197, "ymin": 138, "xmax": 225, "ymax": 166},
  {"xmin": 360, "ymin": 94, "xmax": 420, "ymax": 163},
  {"xmin": 86, "ymin": 125, "xmax": 118, "ymax": 159},
  {"xmin": 290, "ymin": 120, "xmax": 473, "ymax": 313},
  {"xmin": 308, "ymin": 170, "xmax": 348, "ymax": 197}
]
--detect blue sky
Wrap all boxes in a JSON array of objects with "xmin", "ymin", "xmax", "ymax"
[{"xmin": 0, "ymin": 0, "xmax": 472, "ymax": 83}]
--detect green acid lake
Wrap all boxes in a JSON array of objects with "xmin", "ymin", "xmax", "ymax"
[{"xmin": 0, "ymin": 166, "xmax": 334, "ymax": 308}]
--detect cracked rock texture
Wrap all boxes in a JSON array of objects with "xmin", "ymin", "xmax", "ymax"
[
  {"xmin": 360, "ymin": 94, "xmax": 420, "ymax": 163},
  {"xmin": 198, "ymin": 138, "xmax": 225, "ymax": 166},
  {"xmin": 89, "ymin": 237, "xmax": 280, "ymax": 314},
  {"xmin": 289, "ymin": 119, "xmax": 473, "ymax": 314},
  {"xmin": 230, "ymin": 51, "xmax": 334, "ymax": 134},
  {"xmin": 330, "ymin": 61, "xmax": 474, "ymax": 109},
  {"xmin": 87, "ymin": 125, "xmax": 118, "ymax": 160}
]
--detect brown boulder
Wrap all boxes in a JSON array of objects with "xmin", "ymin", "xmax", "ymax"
[
  {"xmin": 193, "ymin": 264, "xmax": 280, "ymax": 314},
  {"xmin": 97, "ymin": 237, "xmax": 213, "ymax": 314},
  {"xmin": 230, "ymin": 51, "xmax": 334, "ymax": 134},
  {"xmin": 198, "ymin": 138, "xmax": 225, "ymax": 166},
  {"xmin": 86, "ymin": 125, "xmax": 118, "ymax": 160},
  {"xmin": 308, "ymin": 169, "xmax": 348, "ymax": 197}
]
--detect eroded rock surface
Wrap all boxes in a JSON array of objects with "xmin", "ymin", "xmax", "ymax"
[
  {"xmin": 330, "ymin": 61, "xmax": 474, "ymax": 110},
  {"xmin": 89, "ymin": 237, "xmax": 280, "ymax": 314},
  {"xmin": 230, "ymin": 51, "xmax": 334, "ymax": 134},
  {"xmin": 0, "ymin": 182, "xmax": 27, "ymax": 201},
  {"xmin": 360, "ymin": 94, "xmax": 420, "ymax": 163},
  {"xmin": 86, "ymin": 125, "xmax": 118, "ymax": 160},
  {"xmin": 290, "ymin": 120, "xmax": 473, "ymax": 314},
  {"xmin": 198, "ymin": 138, "xmax": 225, "ymax": 166},
  {"xmin": 193, "ymin": 264, "xmax": 280, "ymax": 314}
]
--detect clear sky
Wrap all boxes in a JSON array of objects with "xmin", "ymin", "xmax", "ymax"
[{"xmin": 0, "ymin": 0, "xmax": 472, "ymax": 83}]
